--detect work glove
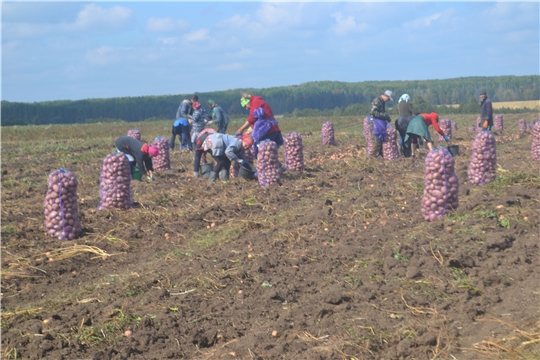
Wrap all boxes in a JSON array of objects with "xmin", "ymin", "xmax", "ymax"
[
  {"xmin": 237, "ymin": 159, "xmax": 245, "ymax": 165},
  {"xmin": 443, "ymin": 135, "xmax": 449, "ymax": 142},
  {"xmin": 235, "ymin": 130, "xmax": 241, "ymax": 137},
  {"xmin": 147, "ymin": 173, "xmax": 155, "ymax": 182}
]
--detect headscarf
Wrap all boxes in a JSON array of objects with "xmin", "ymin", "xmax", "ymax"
[
  {"xmin": 398, "ymin": 94, "xmax": 410, "ymax": 103},
  {"xmin": 240, "ymin": 93, "xmax": 251, "ymax": 108},
  {"xmin": 202, "ymin": 136, "xmax": 213, "ymax": 152},
  {"xmin": 192, "ymin": 101, "xmax": 201, "ymax": 110},
  {"xmin": 207, "ymin": 99, "xmax": 216, "ymax": 108},
  {"xmin": 148, "ymin": 146, "xmax": 159, "ymax": 157},
  {"xmin": 241, "ymin": 134, "xmax": 254, "ymax": 148}
]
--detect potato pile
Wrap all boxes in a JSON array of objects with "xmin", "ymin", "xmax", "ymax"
[
  {"xmin": 98, "ymin": 153, "xmax": 133, "ymax": 210},
  {"xmin": 518, "ymin": 119, "xmax": 527, "ymax": 132},
  {"xmin": 152, "ymin": 137, "xmax": 171, "ymax": 171},
  {"xmin": 127, "ymin": 129, "xmax": 141, "ymax": 140},
  {"xmin": 493, "ymin": 114, "xmax": 504, "ymax": 132},
  {"xmin": 421, "ymin": 148, "xmax": 459, "ymax": 222},
  {"xmin": 438, "ymin": 118, "xmax": 452, "ymax": 142},
  {"xmin": 284, "ymin": 132, "xmax": 304, "ymax": 171},
  {"xmin": 44, "ymin": 169, "xmax": 82, "ymax": 240},
  {"xmin": 231, "ymin": 147, "xmax": 254, "ymax": 178},
  {"xmin": 532, "ymin": 122, "xmax": 540, "ymax": 160},
  {"xmin": 256, "ymin": 140, "xmax": 281, "ymax": 187},
  {"xmin": 363, "ymin": 117, "xmax": 373, "ymax": 155},
  {"xmin": 467, "ymin": 131, "xmax": 497, "ymax": 185},
  {"xmin": 382, "ymin": 126, "xmax": 399, "ymax": 160},
  {"xmin": 321, "ymin": 121, "xmax": 337, "ymax": 146}
]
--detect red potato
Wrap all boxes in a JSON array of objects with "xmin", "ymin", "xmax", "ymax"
[
  {"xmin": 532, "ymin": 122, "xmax": 540, "ymax": 160},
  {"xmin": 518, "ymin": 119, "xmax": 527, "ymax": 132},
  {"xmin": 321, "ymin": 121, "xmax": 337, "ymax": 146},
  {"xmin": 421, "ymin": 148, "xmax": 459, "ymax": 222},
  {"xmin": 493, "ymin": 114, "xmax": 504, "ymax": 132},
  {"xmin": 127, "ymin": 129, "xmax": 141, "ymax": 140},
  {"xmin": 98, "ymin": 153, "xmax": 133, "ymax": 210},
  {"xmin": 363, "ymin": 117, "xmax": 373, "ymax": 155},
  {"xmin": 382, "ymin": 126, "xmax": 399, "ymax": 160},
  {"xmin": 44, "ymin": 169, "xmax": 82, "ymax": 240},
  {"xmin": 468, "ymin": 131, "xmax": 497, "ymax": 185},
  {"xmin": 284, "ymin": 132, "xmax": 304, "ymax": 171},
  {"xmin": 256, "ymin": 140, "xmax": 281, "ymax": 187},
  {"xmin": 152, "ymin": 137, "xmax": 171, "ymax": 171},
  {"xmin": 438, "ymin": 118, "xmax": 452, "ymax": 142}
]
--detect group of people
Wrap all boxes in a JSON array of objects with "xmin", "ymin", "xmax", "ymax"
[{"xmin": 115, "ymin": 88, "xmax": 494, "ymax": 182}]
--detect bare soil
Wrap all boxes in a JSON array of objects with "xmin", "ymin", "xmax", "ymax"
[{"xmin": 2, "ymin": 123, "xmax": 539, "ymax": 360}]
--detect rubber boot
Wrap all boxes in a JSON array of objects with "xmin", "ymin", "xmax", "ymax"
[
  {"xmin": 193, "ymin": 171, "xmax": 199, "ymax": 178},
  {"xmin": 219, "ymin": 169, "xmax": 229, "ymax": 181},
  {"xmin": 209, "ymin": 171, "xmax": 218, "ymax": 183}
]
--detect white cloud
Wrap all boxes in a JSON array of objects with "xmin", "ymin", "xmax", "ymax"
[
  {"xmin": 331, "ymin": 13, "xmax": 367, "ymax": 35},
  {"xmin": 85, "ymin": 46, "xmax": 119, "ymax": 65},
  {"xmin": 184, "ymin": 29, "xmax": 210, "ymax": 42},
  {"xmin": 403, "ymin": 13, "xmax": 442, "ymax": 29},
  {"xmin": 216, "ymin": 14, "xmax": 251, "ymax": 29},
  {"xmin": 255, "ymin": 3, "xmax": 304, "ymax": 27},
  {"xmin": 3, "ymin": 4, "xmax": 135, "ymax": 38},
  {"xmin": 72, "ymin": 4, "xmax": 135, "ymax": 32},
  {"xmin": 145, "ymin": 17, "xmax": 190, "ymax": 33},
  {"xmin": 157, "ymin": 37, "xmax": 177, "ymax": 46}
]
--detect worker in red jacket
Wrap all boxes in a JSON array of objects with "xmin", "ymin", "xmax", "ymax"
[
  {"xmin": 403, "ymin": 112, "xmax": 449, "ymax": 156},
  {"xmin": 236, "ymin": 93, "xmax": 285, "ymax": 173}
]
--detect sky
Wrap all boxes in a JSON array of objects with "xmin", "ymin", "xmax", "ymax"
[{"xmin": 2, "ymin": 1, "xmax": 539, "ymax": 103}]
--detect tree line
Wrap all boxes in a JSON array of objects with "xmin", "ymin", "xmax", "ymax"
[{"xmin": 1, "ymin": 75, "xmax": 538, "ymax": 126}]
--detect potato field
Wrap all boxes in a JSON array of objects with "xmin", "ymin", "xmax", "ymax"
[{"xmin": 1, "ymin": 113, "xmax": 539, "ymax": 360}]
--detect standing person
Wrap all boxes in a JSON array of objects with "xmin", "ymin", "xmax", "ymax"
[
  {"xmin": 397, "ymin": 94, "xmax": 420, "ymax": 117},
  {"xmin": 202, "ymin": 133, "xmax": 254, "ymax": 182},
  {"xmin": 193, "ymin": 128, "xmax": 217, "ymax": 178},
  {"xmin": 170, "ymin": 118, "xmax": 192, "ymax": 151},
  {"xmin": 403, "ymin": 112, "xmax": 449, "ymax": 156},
  {"xmin": 395, "ymin": 94, "xmax": 420, "ymax": 157},
  {"xmin": 369, "ymin": 90, "xmax": 394, "ymax": 157},
  {"xmin": 175, "ymin": 95, "xmax": 198, "ymax": 122},
  {"xmin": 114, "ymin": 136, "xmax": 159, "ymax": 180},
  {"xmin": 190, "ymin": 102, "xmax": 209, "ymax": 146},
  {"xmin": 207, "ymin": 99, "xmax": 230, "ymax": 134},
  {"xmin": 236, "ymin": 93, "xmax": 284, "ymax": 155},
  {"xmin": 479, "ymin": 89, "xmax": 493, "ymax": 131}
]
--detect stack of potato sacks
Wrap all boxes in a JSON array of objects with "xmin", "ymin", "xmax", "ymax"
[
  {"xmin": 321, "ymin": 121, "xmax": 337, "ymax": 146},
  {"xmin": 284, "ymin": 132, "xmax": 304, "ymax": 171},
  {"xmin": 44, "ymin": 169, "xmax": 82, "ymax": 240},
  {"xmin": 152, "ymin": 137, "xmax": 171, "ymax": 171},
  {"xmin": 468, "ymin": 131, "xmax": 497, "ymax": 185},
  {"xmin": 98, "ymin": 153, "xmax": 133, "ymax": 210},
  {"xmin": 421, "ymin": 148, "xmax": 459, "ymax": 222}
]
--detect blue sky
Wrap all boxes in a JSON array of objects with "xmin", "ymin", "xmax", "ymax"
[{"xmin": 2, "ymin": 1, "xmax": 539, "ymax": 103}]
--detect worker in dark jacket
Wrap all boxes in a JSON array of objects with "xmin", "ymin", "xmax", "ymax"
[
  {"xmin": 397, "ymin": 94, "xmax": 420, "ymax": 117},
  {"xmin": 479, "ymin": 89, "xmax": 493, "ymax": 131},
  {"xmin": 115, "ymin": 136, "xmax": 159, "ymax": 179},
  {"xmin": 369, "ymin": 90, "xmax": 394, "ymax": 157},
  {"xmin": 207, "ymin": 100, "xmax": 230, "ymax": 134},
  {"xmin": 175, "ymin": 95, "xmax": 198, "ymax": 121}
]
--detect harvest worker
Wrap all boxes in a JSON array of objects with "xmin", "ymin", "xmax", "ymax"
[
  {"xmin": 193, "ymin": 128, "xmax": 217, "ymax": 178},
  {"xmin": 114, "ymin": 136, "xmax": 159, "ymax": 180},
  {"xmin": 237, "ymin": 93, "xmax": 284, "ymax": 157},
  {"xmin": 175, "ymin": 94, "xmax": 198, "ymax": 122},
  {"xmin": 478, "ymin": 89, "xmax": 493, "ymax": 131},
  {"xmin": 202, "ymin": 133, "xmax": 254, "ymax": 182},
  {"xmin": 403, "ymin": 112, "xmax": 449, "ymax": 157},
  {"xmin": 190, "ymin": 102, "xmax": 210, "ymax": 145},
  {"xmin": 397, "ymin": 94, "xmax": 420, "ymax": 117},
  {"xmin": 170, "ymin": 118, "xmax": 191, "ymax": 151},
  {"xmin": 369, "ymin": 90, "xmax": 394, "ymax": 157},
  {"xmin": 207, "ymin": 99, "xmax": 230, "ymax": 134}
]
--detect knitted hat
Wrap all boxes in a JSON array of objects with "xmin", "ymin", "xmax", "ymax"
[{"xmin": 149, "ymin": 146, "xmax": 159, "ymax": 157}]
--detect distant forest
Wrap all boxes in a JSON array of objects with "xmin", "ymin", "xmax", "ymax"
[{"xmin": 2, "ymin": 75, "xmax": 538, "ymax": 126}]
